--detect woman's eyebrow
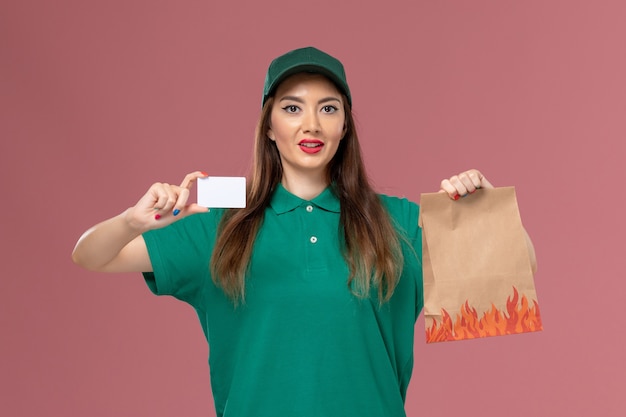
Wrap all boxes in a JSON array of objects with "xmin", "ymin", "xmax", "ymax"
[
  {"xmin": 318, "ymin": 97, "xmax": 341, "ymax": 105},
  {"xmin": 279, "ymin": 96, "xmax": 341, "ymax": 104},
  {"xmin": 279, "ymin": 95, "xmax": 305, "ymax": 103}
]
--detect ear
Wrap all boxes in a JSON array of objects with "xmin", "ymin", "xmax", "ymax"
[{"xmin": 267, "ymin": 128, "xmax": 275, "ymax": 141}]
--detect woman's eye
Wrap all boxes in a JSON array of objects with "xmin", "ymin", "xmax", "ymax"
[
  {"xmin": 283, "ymin": 105, "xmax": 299, "ymax": 113},
  {"xmin": 322, "ymin": 105, "xmax": 338, "ymax": 113}
]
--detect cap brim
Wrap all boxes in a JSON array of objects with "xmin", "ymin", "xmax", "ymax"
[{"xmin": 264, "ymin": 64, "xmax": 350, "ymax": 105}]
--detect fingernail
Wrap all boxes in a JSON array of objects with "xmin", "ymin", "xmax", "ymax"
[
  {"xmin": 470, "ymin": 189, "xmax": 476, "ymax": 194},
  {"xmin": 154, "ymin": 214, "xmax": 162, "ymax": 220},
  {"xmin": 453, "ymin": 194, "xmax": 460, "ymax": 201},
  {"xmin": 173, "ymin": 209, "xmax": 180, "ymax": 216},
  {"xmin": 201, "ymin": 171, "xmax": 209, "ymax": 177}
]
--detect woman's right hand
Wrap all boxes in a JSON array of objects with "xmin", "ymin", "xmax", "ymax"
[
  {"xmin": 125, "ymin": 171, "xmax": 210, "ymax": 233},
  {"xmin": 72, "ymin": 171, "xmax": 209, "ymax": 273}
]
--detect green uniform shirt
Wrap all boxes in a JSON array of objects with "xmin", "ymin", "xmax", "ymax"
[{"xmin": 143, "ymin": 184, "xmax": 423, "ymax": 417}]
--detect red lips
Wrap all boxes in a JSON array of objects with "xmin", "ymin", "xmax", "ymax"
[{"xmin": 298, "ymin": 139, "xmax": 324, "ymax": 154}]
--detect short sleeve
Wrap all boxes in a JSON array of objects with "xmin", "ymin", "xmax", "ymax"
[
  {"xmin": 379, "ymin": 195, "xmax": 424, "ymax": 317},
  {"xmin": 142, "ymin": 210, "xmax": 223, "ymax": 308}
]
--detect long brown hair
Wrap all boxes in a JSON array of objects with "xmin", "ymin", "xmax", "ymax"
[{"xmin": 210, "ymin": 93, "xmax": 404, "ymax": 304}]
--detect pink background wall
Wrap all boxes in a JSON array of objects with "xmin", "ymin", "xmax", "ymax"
[{"xmin": 2, "ymin": 0, "xmax": 625, "ymax": 415}]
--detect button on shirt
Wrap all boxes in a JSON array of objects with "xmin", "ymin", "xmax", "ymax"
[
  {"xmin": 255, "ymin": 185, "xmax": 345, "ymax": 285},
  {"xmin": 142, "ymin": 183, "xmax": 423, "ymax": 417}
]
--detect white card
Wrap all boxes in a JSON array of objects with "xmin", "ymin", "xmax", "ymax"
[{"xmin": 197, "ymin": 176, "xmax": 246, "ymax": 208}]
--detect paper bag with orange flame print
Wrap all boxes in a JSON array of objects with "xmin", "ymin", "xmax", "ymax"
[{"xmin": 418, "ymin": 187, "xmax": 542, "ymax": 343}]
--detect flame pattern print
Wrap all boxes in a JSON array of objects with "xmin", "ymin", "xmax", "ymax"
[{"xmin": 426, "ymin": 287, "xmax": 543, "ymax": 343}]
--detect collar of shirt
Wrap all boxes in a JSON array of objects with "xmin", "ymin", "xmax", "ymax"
[{"xmin": 269, "ymin": 183, "xmax": 341, "ymax": 215}]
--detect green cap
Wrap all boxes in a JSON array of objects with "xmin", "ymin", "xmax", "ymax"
[{"xmin": 262, "ymin": 46, "xmax": 352, "ymax": 107}]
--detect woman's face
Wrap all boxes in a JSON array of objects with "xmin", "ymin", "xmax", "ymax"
[{"xmin": 267, "ymin": 73, "xmax": 346, "ymax": 183}]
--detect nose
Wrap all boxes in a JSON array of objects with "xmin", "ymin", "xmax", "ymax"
[{"xmin": 301, "ymin": 109, "xmax": 321, "ymax": 134}]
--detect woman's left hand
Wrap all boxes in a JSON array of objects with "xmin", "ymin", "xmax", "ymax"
[{"xmin": 439, "ymin": 169, "xmax": 494, "ymax": 200}]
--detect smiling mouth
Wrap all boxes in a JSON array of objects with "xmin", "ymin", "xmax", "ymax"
[
  {"xmin": 298, "ymin": 139, "xmax": 324, "ymax": 153},
  {"xmin": 299, "ymin": 139, "xmax": 324, "ymax": 146}
]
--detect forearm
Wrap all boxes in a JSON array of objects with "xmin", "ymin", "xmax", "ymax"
[{"xmin": 71, "ymin": 209, "xmax": 149, "ymax": 272}]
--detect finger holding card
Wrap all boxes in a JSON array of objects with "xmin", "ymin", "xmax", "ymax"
[
  {"xmin": 180, "ymin": 171, "xmax": 209, "ymax": 189},
  {"xmin": 167, "ymin": 171, "xmax": 212, "ymax": 217},
  {"xmin": 127, "ymin": 172, "xmax": 209, "ymax": 230}
]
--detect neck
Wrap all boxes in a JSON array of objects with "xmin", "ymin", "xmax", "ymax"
[{"xmin": 281, "ymin": 171, "xmax": 329, "ymax": 200}]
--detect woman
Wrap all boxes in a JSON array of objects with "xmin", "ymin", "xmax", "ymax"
[{"xmin": 72, "ymin": 47, "xmax": 535, "ymax": 417}]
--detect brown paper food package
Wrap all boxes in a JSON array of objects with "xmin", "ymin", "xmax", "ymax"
[{"xmin": 418, "ymin": 187, "xmax": 542, "ymax": 343}]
